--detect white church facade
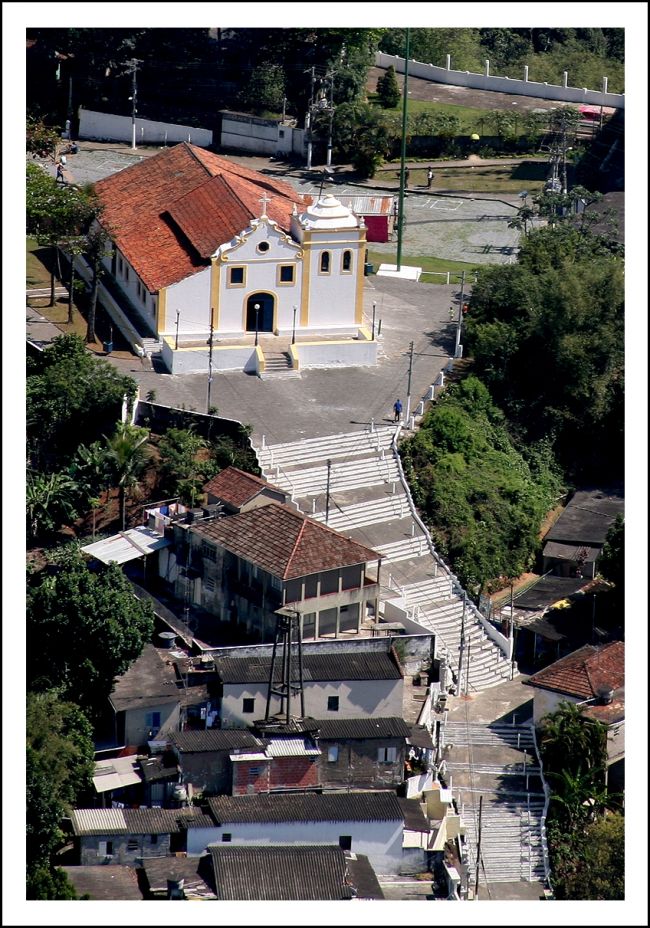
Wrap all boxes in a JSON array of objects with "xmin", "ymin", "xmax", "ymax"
[{"xmin": 93, "ymin": 143, "xmax": 374, "ymax": 373}]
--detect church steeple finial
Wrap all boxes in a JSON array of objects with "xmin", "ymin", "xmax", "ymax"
[{"xmin": 258, "ymin": 193, "xmax": 272, "ymax": 218}]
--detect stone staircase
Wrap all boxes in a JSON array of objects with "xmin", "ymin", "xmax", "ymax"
[
  {"xmin": 253, "ymin": 426, "xmax": 515, "ymax": 692},
  {"xmin": 461, "ymin": 800, "xmax": 547, "ymax": 884},
  {"xmin": 259, "ymin": 350, "xmax": 300, "ymax": 379},
  {"xmin": 142, "ymin": 337, "xmax": 164, "ymax": 357}
]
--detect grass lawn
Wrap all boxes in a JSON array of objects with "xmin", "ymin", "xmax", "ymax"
[
  {"xmin": 371, "ymin": 96, "xmax": 494, "ymax": 132},
  {"xmin": 26, "ymin": 236, "xmax": 103, "ymax": 349},
  {"xmin": 378, "ymin": 160, "xmax": 548, "ymax": 195},
  {"xmin": 367, "ymin": 250, "xmax": 484, "ymax": 283}
]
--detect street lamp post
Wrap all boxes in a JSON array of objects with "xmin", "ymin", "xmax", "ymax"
[
  {"xmin": 254, "ymin": 303, "xmax": 260, "ymax": 346},
  {"xmin": 175, "ymin": 309, "xmax": 180, "ymax": 350},
  {"xmin": 291, "ymin": 305, "xmax": 297, "ymax": 345},
  {"xmin": 371, "ymin": 301, "xmax": 377, "ymax": 341}
]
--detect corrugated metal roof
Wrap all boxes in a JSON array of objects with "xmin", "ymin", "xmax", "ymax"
[
  {"xmin": 81, "ymin": 526, "xmax": 171, "ymax": 565},
  {"xmin": 71, "ymin": 808, "xmax": 128, "ymax": 836},
  {"xmin": 216, "ymin": 651, "xmax": 402, "ymax": 685},
  {"xmin": 208, "ymin": 790, "xmax": 404, "ymax": 825},
  {"xmin": 170, "ymin": 729, "xmax": 263, "ymax": 753},
  {"xmin": 208, "ymin": 845, "xmax": 354, "ymax": 900},
  {"xmin": 264, "ymin": 737, "xmax": 320, "ymax": 757},
  {"xmin": 308, "ymin": 194, "xmax": 394, "ymax": 216},
  {"xmin": 123, "ymin": 809, "xmax": 182, "ymax": 834},
  {"xmin": 311, "ymin": 717, "xmax": 411, "ymax": 740},
  {"xmin": 93, "ymin": 756, "xmax": 142, "ymax": 794}
]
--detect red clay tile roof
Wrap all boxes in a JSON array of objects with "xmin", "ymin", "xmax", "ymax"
[
  {"xmin": 191, "ymin": 501, "xmax": 381, "ymax": 580},
  {"xmin": 94, "ymin": 143, "xmax": 306, "ymax": 292},
  {"xmin": 525, "ymin": 641, "xmax": 624, "ymax": 700},
  {"xmin": 202, "ymin": 466, "xmax": 284, "ymax": 508}
]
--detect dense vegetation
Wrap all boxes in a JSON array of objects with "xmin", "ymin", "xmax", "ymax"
[
  {"xmin": 400, "ymin": 377, "xmax": 562, "ymax": 592},
  {"xmin": 539, "ymin": 702, "xmax": 624, "ymax": 899}
]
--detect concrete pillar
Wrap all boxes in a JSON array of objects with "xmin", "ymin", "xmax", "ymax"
[
  {"xmin": 446, "ymin": 54, "xmax": 451, "ymax": 71},
  {"xmin": 602, "ymin": 76, "xmax": 608, "ymax": 94},
  {"xmin": 261, "ymin": 435, "xmax": 266, "ymax": 449},
  {"xmin": 563, "ymin": 71, "xmax": 568, "ymax": 88},
  {"xmin": 428, "ymin": 385, "xmax": 435, "ymax": 400},
  {"xmin": 455, "ymin": 343, "xmax": 463, "ymax": 359},
  {"xmin": 524, "ymin": 65, "xmax": 529, "ymax": 82},
  {"xmin": 484, "ymin": 59, "xmax": 490, "ymax": 77}
]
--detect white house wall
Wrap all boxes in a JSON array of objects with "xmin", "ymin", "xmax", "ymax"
[
  {"xmin": 304, "ymin": 234, "xmax": 360, "ymax": 328},
  {"xmin": 220, "ymin": 679, "xmax": 403, "ymax": 727},
  {"xmin": 532, "ymin": 689, "xmax": 581, "ymax": 726},
  {"xmin": 186, "ymin": 819, "xmax": 404, "ymax": 874},
  {"xmin": 164, "ymin": 267, "xmax": 212, "ymax": 335}
]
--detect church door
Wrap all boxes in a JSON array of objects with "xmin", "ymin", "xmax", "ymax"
[{"xmin": 246, "ymin": 293, "xmax": 274, "ymax": 334}]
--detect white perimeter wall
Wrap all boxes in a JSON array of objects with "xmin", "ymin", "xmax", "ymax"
[
  {"xmin": 186, "ymin": 819, "xmax": 404, "ymax": 873},
  {"xmin": 376, "ymin": 53, "xmax": 624, "ymax": 109},
  {"xmin": 160, "ymin": 340, "xmax": 259, "ymax": 374},
  {"xmin": 78, "ymin": 108, "xmax": 213, "ymax": 145},
  {"xmin": 296, "ymin": 340, "xmax": 377, "ymax": 369}
]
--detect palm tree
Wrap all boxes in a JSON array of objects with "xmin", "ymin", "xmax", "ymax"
[
  {"xmin": 84, "ymin": 228, "xmax": 112, "ymax": 344},
  {"xmin": 507, "ymin": 205, "xmax": 536, "ymax": 236},
  {"xmin": 104, "ymin": 423, "xmax": 150, "ymax": 530},
  {"xmin": 548, "ymin": 766, "xmax": 609, "ymax": 829},
  {"xmin": 70, "ymin": 441, "xmax": 112, "ymax": 539}
]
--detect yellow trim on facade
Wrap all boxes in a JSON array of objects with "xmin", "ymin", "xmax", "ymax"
[
  {"xmin": 276, "ymin": 264, "xmax": 297, "ymax": 287},
  {"xmin": 156, "ymin": 288, "xmax": 167, "ymax": 334},
  {"xmin": 289, "ymin": 343, "xmax": 300, "ymax": 370},
  {"xmin": 300, "ymin": 240, "xmax": 312, "ymax": 327},
  {"xmin": 226, "ymin": 265, "xmax": 247, "ymax": 288},
  {"xmin": 255, "ymin": 345, "xmax": 265, "ymax": 373},
  {"xmin": 354, "ymin": 230, "xmax": 367, "ymax": 325}
]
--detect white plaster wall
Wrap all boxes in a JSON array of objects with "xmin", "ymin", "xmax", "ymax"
[
  {"xmin": 220, "ymin": 679, "xmax": 402, "ymax": 727},
  {"xmin": 376, "ymin": 53, "xmax": 624, "ymax": 109},
  {"xmin": 164, "ymin": 267, "xmax": 212, "ymax": 335},
  {"xmin": 297, "ymin": 340, "xmax": 377, "ymax": 369},
  {"xmin": 532, "ymin": 690, "xmax": 581, "ymax": 726},
  {"xmin": 306, "ymin": 235, "xmax": 361, "ymax": 328},
  {"xmin": 217, "ymin": 222, "xmax": 302, "ymax": 334},
  {"xmin": 186, "ymin": 819, "xmax": 404, "ymax": 874},
  {"xmin": 79, "ymin": 108, "xmax": 213, "ymax": 145},
  {"xmin": 607, "ymin": 720, "xmax": 625, "ymax": 763},
  {"xmin": 161, "ymin": 340, "xmax": 258, "ymax": 375}
]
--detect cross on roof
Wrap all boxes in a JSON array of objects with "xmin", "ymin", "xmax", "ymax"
[{"xmin": 258, "ymin": 194, "xmax": 272, "ymax": 218}]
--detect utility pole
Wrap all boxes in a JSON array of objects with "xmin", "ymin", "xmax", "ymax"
[
  {"xmin": 124, "ymin": 58, "xmax": 142, "ymax": 150},
  {"xmin": 326, "ymin": 71, "xmax": 335, "ymax": 168},
  {"xmin": 396, "ymin": 27, "xmax": 411, "ymax": 271},
  {"xmin": 455, "ymin": 270, "xmax": 465, "ymax": 357},
  {"xmin": 305, "ymin": 66, "xmax": 315, "ymax": 170},
  {"xmin": 405, "ymin": 340, "xmax": 414, "ymax": 422},
  {"xmin": 206, "ymin": 319, "xmax": 214, "ymax": 413},
  {"xmin": 325, "ymin": 459, "xmax": 332, "ymax": 525},
  {"xmin": 474, "ymin": 795, "xmax": 484, "ymax": 899},
  {"xmin": 175, "ymin": 309, "xmax": 180, "ymax": 351}
]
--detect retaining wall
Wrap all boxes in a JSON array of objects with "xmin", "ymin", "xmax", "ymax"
[
  {"xmin": 376, "ymin": 52, "xmax": 624, "ymax": 109},
  {"xmin": 78, "ymin": 108, "xmax": 213, "ymax": 146}
]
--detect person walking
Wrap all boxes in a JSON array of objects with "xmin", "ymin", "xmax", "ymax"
[
  {"xmin": 56, "ymin": 163, "xmax": 65, "ymax": 184},
  {"xmin": 393, "ymin": 398, "xmax": 403, "ymax": 422},
  {"xmin": 427, "ymin": 166, "xmax": 434, "ymax": 189},
  {"xmin": 403, "ymin": 167, "xmax": 410, "ymax": 188}
]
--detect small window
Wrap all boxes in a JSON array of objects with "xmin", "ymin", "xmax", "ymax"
[
  {"xmin": 243, "ymin": 698, "xmax": 255, "ymax": 714},
  {"xmin": 100, "ymin": 840, "xmax": 114, "ymax": 856},
  {"xmin": 249, "ymin": 766, "xmax": 261, "ymax": 777},
  {"xmin": 339, "ymin": 835, "xmax": 352, "ymax": 851},
  {"xmin": 320, "ymin": 251, "xmax": 330, "ymax": 273},
  {"xmin": 204, "ymin": 577, "xmax": 215, "ymax": 592},
  {"xmin": 378, "ymin": 746, "xmax": 398, "ymax": 764},
  {"xmin": 118, "ymin": 257, "xmax": 123, "ymax": 274},
  {"xmin": 279, "ymin": 264, "xmax": 295, "ymax": 284},
  {"xmin": 327, "ymin": 696, "xmax": 339, "ymax": 712},
  {"xmin": 145, "ymin": 711, "xmax": 161, "ymax": 731},
  {"xmin": 270, "ymin": 575, "xmax": 282, "ymax": 591},
  {"xmin": 327, "ymin": 745, "xmax": 339, "ymax": 763},
  {"xmin": 257, "ymin": 241, "xmax": 270, "ymax": 253},
  {"xmin": 342, "ymin": 250, "xmax": 352, "ymax": 272},
  {"xmin": 125, "ymin": 266, "xmax": 130, "ymax": 282},
  {"xmin": 150, "ymin": 834, "xmax": 158, "ymax": 845},
  {"xmin": 222, "ymin": 833, "xmax": 232, "ymax": 843},
  {"xmin": 201, "ymin": 543, "xmax": 217, "ymax": 562},
  {"xmin": 229, "ymin": 266, "xmax": 245, "ymax": 286},
  {"xmin": 278, "ymin": 129, "xmax": 285, "ymax": 138},
  {"xmin": 127, "ymin": 838, "xmax": 138, "ymax": 851}
]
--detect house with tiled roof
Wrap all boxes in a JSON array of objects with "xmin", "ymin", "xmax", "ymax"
[
  {"xmin": 93, "ymin": 142, "xmax": 368, "ymax": 370},
  {"xmin": 168, "ymin": 500, "xmax": 381, "ymax": 643},
  {"xmin": 185, "ymin": 791, "xmax": 428, "ymax": 874},
  {"xmin": 202, "ymin": 465, "xmax": 288, "ymax": 513},
  {"xmin": 213, "ymin": 650, "xmax": 403, "ymax": 728},
  {"xmin": 525, "ymin": 640, "xmax": 624, "ymax": 787}
]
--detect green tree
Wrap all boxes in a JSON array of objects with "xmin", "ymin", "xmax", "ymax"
[
  {"xmin": 507, "ymin": 205, "xmax": 536, "ymax": 236},
  {"xmin": 27, "ymin": 555, "xmax": 154, "ymax": 711},
  {"xmin": 376, "ymin": 65, "xmax": 401, "ymax": 108},
  {"xmin": 104, "ymin": 422, "xmax": 150, "ymax": 530},
  {"xmin": 26, "ymin": 115, "xmax": 61, "ymax": 160},
  {"xmin": 26, "ymin": 471, "xmax": 80, "ymax": 543},
  {"xmin": 157, "ymin": 427, "xmax": 218, "ymax": 507},
  {"xmin": 599, "ymin": 515, "xmax": 624, "ymax": 589},
  {"xmin": 26, "ymin": 334, "xmax": 136, "ymax": 470},
  {"xmin": 70, "ymin": 441, "xmax": 112, "ymax": 539},
  {"xmin": 84, "ymin": 226, "xmax": 112, "ymax": 344},
  {"xmin": 239, "ymin": 63, "xmax": 286, "ymax": 115},
  {"xmin": 333, "ymin": 102, "xmax": 391, "ymax": 178}
]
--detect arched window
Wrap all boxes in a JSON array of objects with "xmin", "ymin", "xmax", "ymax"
[
  {"xmin": 342, "ymin": 250, "xmax": 352, "ymax": 272},
  {"xmin": 320, "ymin": 251, "xmax": 330, "ymax": 273}
]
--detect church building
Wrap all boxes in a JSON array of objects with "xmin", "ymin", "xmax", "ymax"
[{"xmin": 93, "ymin": 143, "xmax": 370, "ymax": 371}]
